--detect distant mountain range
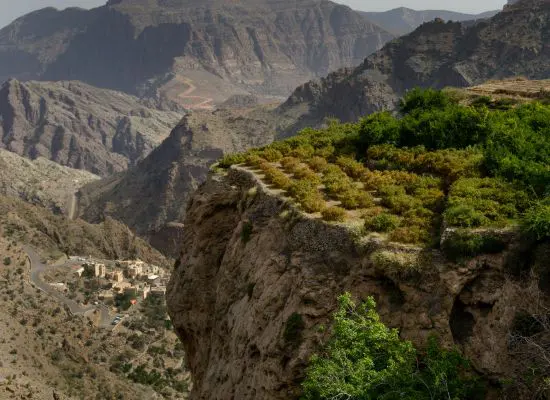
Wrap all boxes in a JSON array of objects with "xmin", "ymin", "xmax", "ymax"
[
  {"xmin": 281, "ymin": 0, "xmax": 550, "ymax": 131},
  {"xmin": 0, "ymin": 0, "xmax": 394, "ymax": 106},
  {"xmin": 361, "ymin": 7, "xmax": 499, "ymax": 36}
]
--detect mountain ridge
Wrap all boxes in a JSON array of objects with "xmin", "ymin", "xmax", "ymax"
[
  {"xmin": 361, "ymin": 7, "xmax": 499, "ymax": 36},
  {"xmin": 0, "ymin": 79, "xmax": 181, "ymax": 176},
  {"xmin": 0, "ymin": 0, "xmax": 394, "ymax": 105}
]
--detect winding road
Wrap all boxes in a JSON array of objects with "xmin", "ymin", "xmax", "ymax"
[
  {"xmin": 163, "ymin": 76, "xmax": 214, "ymax": 110},
  {"xmin": 24, "ymin": 246, "xmax": 113, "ymax": 327}
]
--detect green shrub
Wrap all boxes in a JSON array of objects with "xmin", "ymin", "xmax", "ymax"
[
  {"xmin": 339, "ymin": 189, "xmax": 374, "ymax": 210},
  {"xmin": 245, "ymin": 154, "xmax": 265, "ymax": 168},
  {"xmin": 522, "ymin": 201, "xmax": 550, "ymax": 240},
  {"xmin": 302, "ymin": 293, "xmax": 483, "ymax": 400},
  {"xmin": 258, "ymin": 148, "xmax": 283, "ymax": 162},
  {"xmin": 288, "ymin": 180, "xmax": 326, "ymax": 213},
  {"xmin": 314, "ymin": 146, "xmax": 335, "ymax": 158},
  {"xmin": 444, "ymin": 205, "xmax": 490, "ymax": 228},
  {"xmin": 3, "ymin": 257, "xmax": 11, "ymax": 266},
  {"xmin": 300, "ymin": 194, "xmax": 327, "ymax": 213},
  {"xmin": 389, "ymin": 226, "xmax": 431, "ymax": 244},
  {"xmin": 442, "ymin": 230, "xmax": 507, "ymax": 261},
  {"xmin": 321, "ymin": 207, "xmax": 347, "ymax": 222},
  {"xmin": 280, "ymin": 157, "xmax": 301, "ymax": 171},
  {"xmin": 291, "ymin": 165, "xmax": 321, "ymax": 184},
  {"xmin": 218, "ymin": 153, "xmax": 247, "ymax": 168},
  {"xmin": 308, "ymin": 156, "xmax": 328, "ymax": 172},
  {"xmin": 335, "ymin": 156, "xmax": 366, "ymax": 179},
  {"xmin": 365, "ymin": 213, "xmax": 400, "ymax": 232},
  {"xmin": 382, "ymin": 192, "xmax": 422, "ymax": 215},
  {"xmin": 290, "ymin": 144, "xmax": 315, "ymax": 160}
]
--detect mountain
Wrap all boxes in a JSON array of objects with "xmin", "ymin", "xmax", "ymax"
[
  {"xmin": 0, "ymin": 0, "xmax": 394, "ymax": 107},
  {"xmin": 361, "ymin": 7, "xmax": 499, "ymax": 36},
  {"xmin": 0, "ymin": 148, "xmax": 99, "ymax": 215},
  {"xmin": 78, "ymin": 0, "xmax": 550, "ymax": 252},
  {"xmin": 78, "ymin": 105, "xmax": 284, "ymax": 255},
  {"xmin": 280, "ymin": 0, "xmax": 550, "ymax": 131},
  {"xmin": 0, "ymin": 79, "xmax": 181, "ymax": 176}
]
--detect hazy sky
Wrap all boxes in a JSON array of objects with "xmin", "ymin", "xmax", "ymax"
[{"xmin": 0, "ymin": 0, "xmax": 507, "ymax": 30}]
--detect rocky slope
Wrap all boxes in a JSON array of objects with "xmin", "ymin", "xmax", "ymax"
[
  {"xmin": 0, "ymin": 79, "xmax": 181, "ymax": 176},
  {"xmin": 0, "ymin": 148, "xmax": 99, "ymax": 215},
  {"xmin": 0, "ymin": 195, "xmax": 168, "ymax": 266},
  {"xmin": 361, "ymin": 7, "xmax": 499, "ymax": 36},
  {"xmin": 167, "ymin": 166, "xmax": 549, "ymax": 400},
  {"xmin": 0, "ymin": 0, "xmax": 393, "ymax": 104},
  {"xmin": 279, "ymin": 0, "xmax": 550, "ymax": 131},
  {"xmin": 78, "ymin": 106, "xmax": 285, "ymax": 255}
]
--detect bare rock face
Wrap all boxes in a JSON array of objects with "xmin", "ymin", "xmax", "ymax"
[
  {"xmin": 0, "ymin": 79, "xmax": 181, "ymax": 176},
  {"xmin": 0, "ymin": 0, "xmax": 394, "ymax": 101},
  {"xmin": 78, "ymin": 107, "xmax": 282, "ymax": 254},
  {"xmin": 167, "ymin": 167, "xmax": 548, "ymax": 399},
  {"xmin": 279, "ymin": 0, "xmax": 550, "ymax": 133}
]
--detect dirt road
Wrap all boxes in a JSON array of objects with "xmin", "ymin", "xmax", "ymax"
[{"xmin": 25, "ymin": 246, "xmax": 113, "ymax": 327}]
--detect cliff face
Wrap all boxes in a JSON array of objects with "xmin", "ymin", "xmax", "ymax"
[
  {"xmin": 167, "ymin": 167, "xmax": 548, "ymax": 399},
  {"xmin": 280, "ymin": 0, "xmax": 550, "ymax": 132},
  {"xmin": 0, "ymin": 79, "xmax": 181, "ymax": 176},
  {"xmin": 78, "ymin": 107, "xmax": 281, "ymax": 255},
  {"xmin": 0, "ymin": 0, "xmax": 393, "ymax": 101}
]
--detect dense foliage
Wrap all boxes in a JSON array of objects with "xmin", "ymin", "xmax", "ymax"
[
  {"xmin": 301, "ymin": 293, "xmax": 483, "ymax": 400},
  {"xmin": 219, "ymin": 88, "xmax": 550, "ymax": 247}
]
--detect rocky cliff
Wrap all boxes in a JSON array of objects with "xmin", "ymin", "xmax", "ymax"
[
  {"xmin": 167, "ymin": 166, "xmax": 549, "ymax": 399},
  {"xmin": 78, "ymin": 106, "xmax": 285, "ymax": 255},
  {"xmin": 0, "ymin": 79, "xmax": 181, "ymax": 176},
  {"xmin": 0, "ymin": 0, "xmax": 393, "ymax": 103},
  {"xmin": 280, "ymin": 0, "xmax": 550, "ymax": 131}
]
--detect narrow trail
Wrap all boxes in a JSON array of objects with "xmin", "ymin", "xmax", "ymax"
[
  {"xmin": 67, "ymin": 192, "xmax": 78, "ymax": 220},
  {"xmin": 167, "ymin": 76, "xmax": 215, "ymax": 110}
]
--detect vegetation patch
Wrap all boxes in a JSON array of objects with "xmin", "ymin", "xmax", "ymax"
[
  {"xmin": 218, "ymin": 88, "xmax": 549, "ymax": 254},
  {"xmin": 441, "ymin": 230, "xmax": 508, "ymax": 262},
  {"xmin": 370, "ymin": 250, "xmax": 423, "ymax": 278},
  {"xmin": 321, "ymin": 207, "xmax": 347, "ymax": 222},
  {"xmin": 301, "ymin": 293, "xmax": 484, "ymax": 400}
]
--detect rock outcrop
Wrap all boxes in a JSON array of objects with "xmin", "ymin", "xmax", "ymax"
[
  {"xmin": 279, "ymin": 0, "xmax": 550, "ymax": 133},
  {"xmin": 0, "ymin": 79, "xmax": 181, "ymax": 176},
  {"xmin": 0, "ymin": 0, "xmax": 393, "ymax": 102},
  {"xmin": 167, "ymin": 166, "xmax": 549, "ymax": 399}
]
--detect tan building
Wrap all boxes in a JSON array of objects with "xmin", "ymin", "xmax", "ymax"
[
  {"xmin": 112, "ymin": 270, "xmax": 124, "ymax": 283},
  {"xmin": 95, "ymin": 263, "xmax": 106, "ymax": 278},
  {"xmin": 142, "ymin": 285, "xmax": 151, "ymax": 300},
  {"xmin": 127, "ymin": 264, "xmax": 143, "ymax": 279}
]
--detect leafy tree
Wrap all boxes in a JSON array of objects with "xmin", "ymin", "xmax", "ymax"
[{"xmin": 302, "ymin": 293, "xmax": 483, "ymax": 400}]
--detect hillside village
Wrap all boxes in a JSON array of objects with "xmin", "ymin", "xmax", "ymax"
[{"xmin": 45, "ymin": 256, "xmax": 169, "ymax": 318}]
